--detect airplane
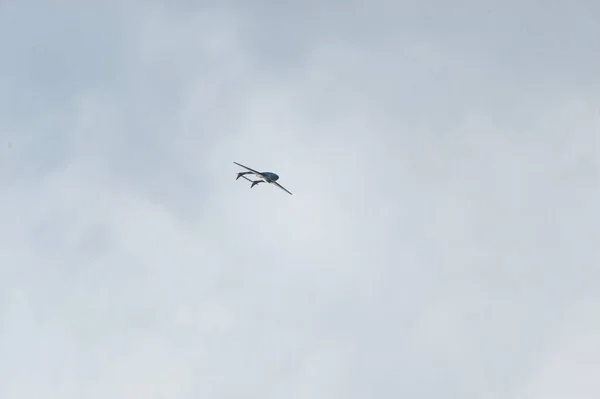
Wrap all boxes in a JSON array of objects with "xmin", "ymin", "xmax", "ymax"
[{"xmin": 233, "ymin": 161, "xmax": 293, "ymax": 195}]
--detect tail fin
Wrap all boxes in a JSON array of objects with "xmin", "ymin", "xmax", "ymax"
[
  {"xmin": 236, "ymin": 172, "xmax": 244, "ymax": 180},
  {"xmin": 251, "ymin": 180, "xmax": 260, "ymax": 188}
]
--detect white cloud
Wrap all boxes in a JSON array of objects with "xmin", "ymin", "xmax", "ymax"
[
  {"xmin": 514, "ymin": 296, "xmax": 600, "ymax": 399},
  {"xmin": 1, "ymin": 1, "xmax": 598, "ymax": 398}
]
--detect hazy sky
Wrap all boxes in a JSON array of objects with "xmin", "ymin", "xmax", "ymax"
[{"xmin": 1, "ymin": 1, "xmax": 599, "ymax": 398}]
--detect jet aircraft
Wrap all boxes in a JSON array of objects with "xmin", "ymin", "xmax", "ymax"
[{"xmin": 233, "ymin": 161, "xmax": 293, "ymax": 195}]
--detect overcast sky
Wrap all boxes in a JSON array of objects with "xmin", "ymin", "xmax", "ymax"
[{"xmin": 1, "ymin": 1, "xmax": 599, "ymax": 398}]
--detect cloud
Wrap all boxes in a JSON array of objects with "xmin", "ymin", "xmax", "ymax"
[
  {"xmin": 514, "ymin": 296, "xmax": 600, "ymax": 399},
  {"xmin": 1, "ymin": 1, "xmax": 598, "ymax": 398}
]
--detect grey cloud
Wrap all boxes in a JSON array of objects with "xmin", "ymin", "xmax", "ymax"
[{"xmin": 1, "ymin": 1, "xmax": 599, "ymax": 398}]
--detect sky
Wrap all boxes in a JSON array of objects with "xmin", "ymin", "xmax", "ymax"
[{"xmin": 1, "ymin": 1, "xmax": 599, "ymax": 398}]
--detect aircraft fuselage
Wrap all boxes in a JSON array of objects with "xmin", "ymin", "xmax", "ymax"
[{"xmin": 261, "ymin": 172, "xmax": 279, "ymax": 182}]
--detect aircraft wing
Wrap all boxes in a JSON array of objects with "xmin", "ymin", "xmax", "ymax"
[
  {"xmin": 273, "ymin": 181, "xmax": 293, "ymax": 195},
  {"xmin": 233, "ymin": 161, "xmax": 264, "ymax": 177}
]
